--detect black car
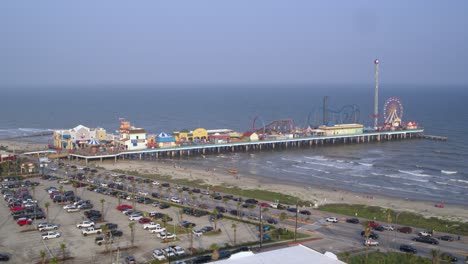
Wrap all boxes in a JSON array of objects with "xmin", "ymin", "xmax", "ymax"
[
  {"xmin": 438, "ymin": 235, "xmax": 454, "ymax": 241},
  {"xmin": 373, "ymin": 225, "xmax": 385, "ymax": 232},
  {"xmin": 218, "ymin": 250, "xmax": 231, "ymax": 260},
  {"xmin": 103, "ymin": 223, "xmax": 118, "ymax": 230},
  {"xmin": 287, "ymin": 207, "xmax": 298, "ymax": 213},
  {"xmin": 399, "ymin": 244, "xmax": 417, "ymax": 254},
  {"xmin": 245, "ymin": 198, "xmax": 258, "ymax": 204},
  {"xmin": 412, "ymin": 236, "xmax": 439, "ymax": 245},
  {"xmin": 159, "ymin": 203, "xmax": 170, "ymax": 209},
  {"xmin": 182, "ymin": 186, "xmax": 190, "ymax": 191},
  {"xmin": 181, "ymin": 221, "xmax": 196, "ymax": 228},
  {"xmin": 222, "ymin": 194, "xmax": 234, "ymax": 200},
  {"xmin": 361, "ymin": 231, "xmax": 379, "ymax": 240},
  {"xmin": 192, "ymin": 188, "xmax": 201, "ymax": 193},
  {"xmin": 110, "ymin": 229, "xmax": 123, "ymax": 237},
  {"xmin": 346, "ymin": 218, "xmax": 360, "ymax": 224},
  {"xmin": 0, "ymin": 253, "xmax": 10, "ymax": 261},
  {"xmin": 215, "ymin": 206, "xmax": 227, "ymax": 213},
  {"xmin": 299, "ymin": 210, "xmax": 311, "ymax": 215},
  {"xmin": 151, "ymin": 192, "xmax": 160, "ymax": 198},
  {"xmin": 209, "ymin": 214, "xmax": 224, "ymax": 221},
  {"xmin": 161, "ymin": 183, "xmax": 170, "ymax": 187},
  {"xmin": 266, "ymin": 217, "xmax": 278, "ymax": 224}
]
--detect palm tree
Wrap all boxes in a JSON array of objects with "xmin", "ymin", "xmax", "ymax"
[
  {"xmin": 44, "ymin": 202, "xmax": 50, "ymax": 223},
  {"xmin": 211, "ymin": 209, "xmax": 219, "ymax": 230},
  {"xmin": 231, "ymin": 223, "xmax": 237, "ymax": 246},
  {"xmin": 344, "ymin": 251, "xmax": 351, "ymax": 263},
  {"xmin": 129, "ymin": 222, "xmax": 135, "ymax": 247},
  {"xmin": 100, "ymin": 199, "xmax": 106, "ymax": 220},
  {"xmin": 236, "ymin": 201, "xmax": 242, "ymax": 219},
  {"xmin": 50, "ymin": 256, "xmax": 58, "ymax": 264},
  {"xmin": 101, "ymin": 225, "xmax": 110, "ymax": 252},
  {"xmin": 39, "ymin": 250, "xmax": 46, "ymax": 264},
  {"xmin": 162, "ymin": 214, "xmax": 168, "ymax": 228},
  {"xmin": 117, "ymin": 193, "xmax": 121, "ymax": 206},
  {"xmin": 363, "ymin": 221, "xmax": 371, "ymax": 263},
  {"xmin": 431, "ymin": 248, "xmax": 440, "ymax": 264},
  {"xmin": 60, "ymin": 243, "xmax": 66, "ymax": 261},
  {"xmin": 210, "ymin": 243, "xmax": 219, "ymax": 260},
  {"xmin": 188, "ymin": 224, "xmax": 194, "ymax": 255},
  {"xmin": 179, "ymin": 208, "xmax": 184, "ymax": 226},
  {"xmin": 59, "ymin": 185, "xmax": 64, "ymax": 195}
]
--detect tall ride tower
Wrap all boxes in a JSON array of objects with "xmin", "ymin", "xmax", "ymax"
[{"xmin": 373, "ymin": 59, "xmax": 379, "ymax": 128}]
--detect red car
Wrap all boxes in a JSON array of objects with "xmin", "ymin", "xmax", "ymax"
[
  {"xmin": 369, "ymin": 221, "xmax": 380, "ymax": 228},
  {"xmin": 138, "ymin": 218, "xmax": 151, "ymax": 224},
  {"xmin": 116, "ymin": 204, "xmax": 133, "ymax": 211},
  {"xmin": 17, "ymin": 218, "xmax": 33, "ymax": 226},
  {"xmin": 259, "ymin": 203, "xmax": 270, "ymax": 207},
  {"xmin": 10, "ymin": 206, "xmax": 24, "ymax": 212}
]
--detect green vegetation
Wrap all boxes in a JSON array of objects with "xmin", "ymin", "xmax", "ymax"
[
  {"xmin": 318, "ymin": 204, "xmax": 468, "ymax": 236},
  {"xmin": 338, "ymin": 251, "xmax": 431, "ymax": 264}
]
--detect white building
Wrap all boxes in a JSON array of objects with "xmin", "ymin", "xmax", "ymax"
[
  {"xmin": 120, "ymin": 128, "xmax": 147, "ymax": 151},
  {"xmin": 213, "ymin": 244, "xmax": 345, "ymax": 264}
]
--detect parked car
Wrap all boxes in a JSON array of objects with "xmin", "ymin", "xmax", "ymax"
[
  {"xmin": 152, "ymin": 249, "xmax": 166, "ymax": 261},
  {"xmin": 0, "ymin": 253, "xmax": 9, "ymax": 261},
  {"xmin": 399, "ymin": 244, "xmax": 417, "ymax": 254},
  {"xmin": 346, "ymin": 218, "xmax": 360, "ymax": 224},
  {"xmin": 382, "ymin": 225, "xmax": 394, "ymax": 231},
  {"xmin": 397, "ymin": 226, "xmax": 412, "ymax": 234},
  {"xmin": 192, "ymin": 229, "xmax": 203, "ymax": 237},
  {"xmin": 418, "ymin": 230, "xmax": 433, "ymax": 237},
  {"xmin": 42, "ymin": 231, "xmax": 61, "ymax": 240},
  {"xmin": 373, "ymin": 225, "xmax": 385, "ymax": 232},
  {"xmin": 116, "ymin": 204, "xmax": 132, "ymax": 211},
  {"xmin": 438, "ymin": 235, "xmax": 454, "ymax": 241},
  {"xmin": 364, "ymin": 239, "xmax": 379, "ymax": 246},
  {"xmin": 299, "ymin": 210, "xmax": 311, "ymax": 215},
  {"xmin": 124, "ymin": 255, "xmax": 136, "ymax": 264},
  {"xmin": 412, "ymin": 236, "xmax": 439, "ymax": 245},
  {"xmin": 361, "ymin": 231, "xmax": 379, "ymax": 240},
  {"xmin": 110, "ymin": 230, "xmax": 123, "ymax": 237},
  {"xmin": 38, "ymin": 223, "xmax": 60, "ymax": 232},
  {"xmin": 266, "ymin": 217, "xmax": 278, "ymax": 224},
  {"xmin": 17, "ymin": 218, "xmax": 33, "ymax": 226},
  {"xmin": 326, "ymin": 217, "xmax": 338, "ymax": 223}
]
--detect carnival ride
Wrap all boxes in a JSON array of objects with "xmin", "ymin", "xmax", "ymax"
[
  {"xmin": 252, "ymin": 116, "xmax": 295, "ymax": 135},
  {"xmin": 382, "ymin": 97, "xmax": 404, "ymax": 129}
]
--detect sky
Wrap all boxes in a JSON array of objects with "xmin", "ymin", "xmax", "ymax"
[{"xmin": 1, "ymin": 1, "xmax": 467, "ymax": 88}]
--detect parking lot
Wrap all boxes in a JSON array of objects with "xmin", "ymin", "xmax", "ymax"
[{"xmin": 1, "ymin": 177, "xmax": 265, "ymax": 263}]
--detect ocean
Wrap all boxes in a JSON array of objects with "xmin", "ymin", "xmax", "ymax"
[{"xmin": 1, "ymin": 85, "xmax": 467, "ymax": 206}]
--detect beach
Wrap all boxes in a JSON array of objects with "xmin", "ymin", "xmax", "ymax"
[
  {"xmin": 0, "ymin": 140, "xmax": 48, "ymax": 153},
  {"xmin": 94, "ymin": 158, "xmax": 468, "ymax": 224}
]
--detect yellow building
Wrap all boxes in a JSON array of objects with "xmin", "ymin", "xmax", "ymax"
[{"xmin": 318, "ymin": 124, "xmax": 364, "ymax": 136}]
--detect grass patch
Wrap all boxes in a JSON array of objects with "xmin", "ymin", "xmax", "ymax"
[
  {"xmin": 338, "ymin": 250, "xmax": 432, "ymax": 264},
  {"xmin": 318, "ymin": 204, "xmax": 468, "ymax": 235}
]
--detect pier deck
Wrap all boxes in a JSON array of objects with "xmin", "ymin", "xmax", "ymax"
[{"xmin": 65, "ymin": 129, "xmax": 425, "ymax": 164}]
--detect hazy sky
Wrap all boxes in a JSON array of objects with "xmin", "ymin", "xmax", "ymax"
[{"xmin": 1, "ymin": 1, "xmax": 467, "ymax": 87}]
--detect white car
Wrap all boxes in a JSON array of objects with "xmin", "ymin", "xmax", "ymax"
[
  {"xmin": 42, "ymin": 231, "xmax": 61, "ymax": 240},
  {"xmin": 143, "ymin": 222, "xmax": 160, "ymax": 230},
  {"xmin": 163, "ymin": 247, "xmax": 175, "ymax": 257},
  {"xmin": 170, "ymin": 197, "xmax": 181, "ymax": 203},
  {"xmin": 152, "ymin": 181, "xmax": 160, "ymax": 186},
  {"xmin": 77, "ymin": 221, "xmax": 95, "ymax": 229},
  {"xmin": 382, "ymin": 225, "xmax": 394, "ymax": 231},
  {"xmin": 418, "ymin": 231, "xmax": 432, "ymax": 237},
  {"xmin": 192, "ymin": 229, "xmax": 203, "ymax": 237},
  {"xmin": 129, "ymin": 214, "xmax": 143, "ymax": 221},
  {"xmin": 157, "ymin": 232, "xmax": 176, "ymax": 240},
  {"xmin": 152, "ymin": 249, "xmax": 166, "ymax": 261},
  {"xmin": 364, "ymin": 239, "xmax": 379, "ymax": 246},
  {"xmin": 171, "ymin": 245, "xmax": 185, "ymax": 256},
  {"xmin": 38, "ymin": 223, "xmax": 60, "ymax": 232},
  {"xmin": 63, "ymin": 204, "xmax": 76, "ymax": 210},
  {"xmin": 58, "ymin": 179, "xmax": 69, "ymax": 184},
  {"xmin": 326, "ymin": 217, "xmax": 338, "ymax": 223},
  {"xmin": 138, "ymin": 191, "xmax": 148, "ymax": 196},
  {"xmin": 67, "ymin": 207, "xmax": 80, "ymax": 213}
]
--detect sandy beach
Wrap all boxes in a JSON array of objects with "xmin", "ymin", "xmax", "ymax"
[
  {"xmin": 0, "ymin": 140, "xmax": 48, "ymax": 153},
  {"xmin": 94, "ymin": 158, "xmax": 468, "ymax": 223}
]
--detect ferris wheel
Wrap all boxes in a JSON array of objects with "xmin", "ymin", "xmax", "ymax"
[{"xmin": 383, "ymin": 97, "xmax": 404, "ymax": 125}]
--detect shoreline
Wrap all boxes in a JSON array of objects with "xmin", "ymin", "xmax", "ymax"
[
  {"xmin": 0, "ymin": 139, "xmax": 48, "ymax": 153},
  {"xmin": 94, "ymin": 159, "xmax": 468, "ymax": 223}
]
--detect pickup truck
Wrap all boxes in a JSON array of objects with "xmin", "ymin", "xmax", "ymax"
[
  {"xmin": 143, "ymin": 222, "xmax": 160, "ymax": 230},
  {"xmin": 42, "ymin": 231, "xmax": 61, "ymax": 240},
  {"xmin": 82, "ymin": 227, "xmax": 102, "ymax": 236},
  {"xmin": 148, "ymin": 226, "xmax": 166, "ymax": 234},
  {"xmin": 77, "ymin": 221, "xmax": 95, "ymax": 229}
]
